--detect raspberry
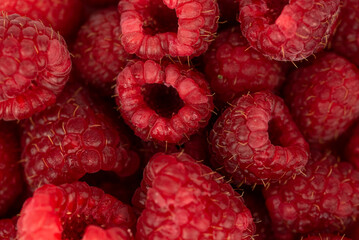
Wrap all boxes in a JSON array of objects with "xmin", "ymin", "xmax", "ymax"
[
  {"xmin": 0, "ymin": 121, "xmax": 23, "ymax": 217},
  {"xmin": 0, "ymin": 13, "xmax": 72, "ymax": 120},
  {"xmin": 238, "ymin": 0, "xmax": 340, "ymax": 61},
  {"xmin": 303, "ymin": 235, "xmax": 351, "ymax": 240},
  {"xmin": 332, "ymin": 0, "xmax": 359, "ymax": 67},
  {"xmin": 264, "ymin": 151, "xmax": 359, "ymax": 239},
  {"xmin": 118, "ymin": 0, "xmax": 219, "ymax": 60},
  {"xmin": 0, "ymin": 217, "xmax": 17, "ymax": 239},
  {"xmin": 133, "ymin": 152, "xmax": 255, "ymax": 239},
  {"xmin": 115, "ymin": 60, "xmax": 214, "ymax": 144},
  {"xmin": 209, "ymin": 91, "xmax": 309, "ymax": 185},
  {"xmin": 17, "ymin": 181, "xmax": 136, "ymax": 240},
  {"xmin": 73, "ymin": 7, "xmax": 133, "ymax": 94},
  {"xmin": 284, "ymin": 53, "xmax": 359, "ymax": 144},
  {"xmin": 204, "ymin": 26, "xmax": 285, "ymax": 103},
  {"xmin": 0, "ymin": 0, "xmax": 83, "ymax": 38},
  {"xmin": 82, "ymin": 226, "xmax": 133, "ymax": 240},
  {"xmin": 21, "ymin": 82, "xmax": 140, "ymax": 191}
]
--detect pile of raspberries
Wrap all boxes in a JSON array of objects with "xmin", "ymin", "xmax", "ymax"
[{"xmin": 1, "ymin": 0, "xmax": 359, "ymax": 239}]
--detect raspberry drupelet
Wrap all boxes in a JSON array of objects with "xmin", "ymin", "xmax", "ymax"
[
  {"xmin": 0, "ymin": 0, "xmax": 83, "ymax": 38},
  {"xmin": 115, "ymin": 60, "xmax": 214, "ymax": 145},
  {"xmin": 73, "ymin": 7, "xmax": 133, "ymax": 94},
  {"xmin": 17, "ymin": 182, "xmax": 136, "ymax": 240},
  {"xmin": 209, "ymin": 91, "xmax": 309, "ymax": 185},
  {"xmin": 0, "ymin": 13, "xmax": 72, "ymax": 120},
  {"xmin": 264, "ymin": 151, "xmax": 359, "ymax": 240},
  {"xmin": 284, "ymin": 52, "xmax": 359, "ymax": 145},
  {"xmin": 204, "ymin": 26, "xmax": 285, "ymax": 103},
  {"xmin": 21, "ymin": 82, "xmax": 140, "ymax": 191},
  {"xmin": 132, "ymin": 152, "xmax": 255, "ymax": 240},
  {"xmin": 238, "ymin": 0, "xmax": 341, "ymax": 61},
  {"xmin": 118, "ymin": 0, "xmax": 219, "ymax": 60}
]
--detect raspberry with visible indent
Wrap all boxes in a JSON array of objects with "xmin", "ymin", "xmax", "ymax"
[
  {"xmin": 21, "ymin": 82, "xmax": 140, "ymax": 191},
  {"xmin": 0, "ymin": 0, "xmax": 83, "ymax": 38},
  {"xmin": 284, "ymin": 52, "xmax": 359, "ymax": 145},
  {"xmin": 118, "ymin": 0, "xmax": 219, "ymax": 60},
  {"xmin": 17, "ymin": 181, "xmax": 136, "ymax": 240},
  {"xmin": 239, "ymin": 0, "xmax": 341, "ymax": 61},
  {"xmin": 209, "ymin": 91, "xmax": 309, "ymax": 185},
  {"xmin": 0, "ymin": 121, "xmax": 23, "ymax": 217},
  {"xmin": 0, "ymin": 217, "xmax": 17, "ymax": 239},
  {"xmin": 0, "ymin": 13, "xmax": 72, "ymax": 120},
  {"xmin": 303, "ymin": 235, "xmax": 351, "ymax": 240},
  {"xmin": 264, "ymin": 151, "xmax": 359, "ymax": 239},
  {"xmin": 115, "ymin": 60, "xmax": 214, "ymax": 145},
  {"xmin": 133, "ymin": 152, "xmax": 255, "ymax": 240},
  {"xmin": 332, "ymin": 0, "xmax": 359, "ymax": 67},
  {"xmin": 73, "ymin": 7, "xmax": 133, "ymax": 94},
  {"xmin": 204, "ymin": 26, "xmax": 285, "ymax": 103}
]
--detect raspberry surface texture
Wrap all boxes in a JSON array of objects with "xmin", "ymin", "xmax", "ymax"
[
  {"xmin": 118, "ymin": 0, "xmax": 219, "ymax": 60},
  {"xmin": 17, "ymin": 181, "xmax": 136, "ymax": 240},
  {"xmin": 332, "ymin": 0, "xmax": 359, "ymax": 67},
  {"xmin": 209, "ymin": 91, "xmax": 309, "ymax": 185},
  {"xmin": 115, "ymin": 60, "xmax": 214, "ymax": 144},
  {"xmin": 21, "ymin": 82, "xmax": 139, "ymax": 190},
  {"xmin": 0, "ymin": 0, "xmax": 83, "ymax": 38},
  {"xmin": 0, "ymin": 121, "xmax": 22, "ymax": 217},
  {"xmin": 264, "ymin": 151, "xmax": 359, "ymax": 239},
  {"xmin": 0, "ymin": 217, "xmax": 17, "ymax": 239},
  {"xmin": 133, "ymin": 152, "xmax": 255, "ymax": 240},
  {"xmin": 238, "ymin": 0, "xmax": 340, "ymax": 61},
  {"xmin": 302, "ymin": 235, "xmax": 351, "ymax": 240},
  {"xmin": 204, "ymin": 26, "xmax": 285, "ymax": 103},
  {"xmin": 73, "ymin": 7, "xmax": 132, "ymax": 94},
  {"xmin": 0, "ymin": 13, "xmax": 72, "ymax": 120},
  {"xmin": 284, "ymin": 52, "xmax": 359, "ymax": 144}
]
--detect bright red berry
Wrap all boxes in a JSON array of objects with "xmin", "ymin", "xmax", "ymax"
[
  {"xmin": 118, "ymin": 0, "xmax": 219, "ymax": 60},
  {"xmin": 209, "ymin": 91, "xmax": 309, "ymax": 185},
  {"xmin": 239, "ymin": 0, "xmax": 340, "ymax": 61},
  {"xmin": 284, "ymin": 52, "xmax": 359, "ymax": 144},
  {"xmin": 133, "ymin": 152, "xmax": 255, "ymax": 240},
  {"xmin": 115, "ymin": 60, "xmax": 214, "ymax": 145},
  {"xmin": 17, "ymin": 182, "xmax": 136, "ymax": 240},
  {"xmin": 0, "ymin": 13, "xmax": 72, "ymax": 120},
  {"xmin": 21, "ymin": 82, "xmax": 140, "ymax": 191}
]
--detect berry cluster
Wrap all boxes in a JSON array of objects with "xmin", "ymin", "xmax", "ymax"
[{"xmin": 0, "ymin": 0, "xmax": 359, "ymax": 239}]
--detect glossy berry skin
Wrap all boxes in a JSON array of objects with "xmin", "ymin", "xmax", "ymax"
[
  {"xmin": 332, "ymin": 0, "xmax": 359, "ymax": 67},
  {"xmin": 0, "ymin": 14, "xmax": 72, "ymax": 120},
  {"xmin": 0, "ymin": 0, "xmax": 83, "ymax": 38},
  {"xmin": 0, "ymin": 217, "xmax": 17, "ymax": 240},
  {"xmin": 264, "ymin": 151, "xmax": 359, "ymax": 240},
  {"xmin": 115, "ymin": 60, "xmax": 214, "ymax": 145},
  {"xmin": 132, "ymin": 152, "xmax": 255, "ymax": 240},
  {"xmin": 209, "ymin": 91, "xmax": 309, "ymax": 185},
  {"xmin": 0, "ymin": 121, "xmax": 23, "ymax": 217},
  {"xmin": 17, "ymin": 182, "xmax": 136, "ymax": 240},
  {"xmin": 204, "ymin": 26, "xmax": 285, "ymax": 103},
  {"xmin": 73, "ymin": 8, "xmax": 132, "ymax": 94},
  {"xmin": 302, "ymin": 235, "xmax": 351, "ymax": 240},
  {"xmin": 239, "ymin": 0, "xmax": 340, "ymax": 61},
  {"xmin": 21, "ymin": 82, "xmax": 140, "ymax": 191},
  {"xmin": 284, "ymin": 53, "xmax": 359, "ymax": 144},
  {"xmin": 118, "ymin": 0, "xmax": 219, "ymax": 60}
]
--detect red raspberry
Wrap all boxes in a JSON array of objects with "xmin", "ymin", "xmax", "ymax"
[
  {"xmin": 303, "ymin": 235, "xmax": 351, "ymax": 240},
  {"xmin": 0, "ymin": 0, "xmax": 83, "ymax": 38},
  {"xmin": 73, "ymin": 7, "xmax": 133, "ymax": 94},
  {"xmin": 204, "ymin": 26, "xmax": 285, "ymax": 103},
  {"xmin": 115, "ymin": 60, "xmax": 214, "ymax": 144},
  {"xmin": 264, "ymin": 151, "xmax": 359, "ymax": 239},
  {"xmin": 0, "ymin": 121, "xmax": 23, "ymax": 216},
  {"xmin": 21, "ymin": 82, "xmax": 140, "ymax": 191},
  {"xmin": 284, "ymin": 53, "xmax": 359, "ymax": 144},
  {"xmin": 132, "ymin": 152, "xmax": 255, "ymax": 240},
  {"xmin": 209, "ymin": 91, "xmax": 309, "ymax": 185},
  {"xmin": 118, "ymin": 0, "xmax": 219, "ymax": 60},
  {"xmin": 0, "ymin": 217, "xmax": 17, "ymax": 239},
  {"xmin": 0, "ymin": 13, "xmax": 72, "ymax": 120},
  {"xmin": 82, "ymin": 225, "xmax": 133, "ymax": 240},
  {"xmin": 238, "ymin": 0, "xmax": 340, "ymax": 61},
  {"xmin": 332, "ymin": 0, "xmax": 359, "ymax": 67},
  {"xmin": 17, "ymin": 181, "xmax": 136, "ymax": 240}
]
